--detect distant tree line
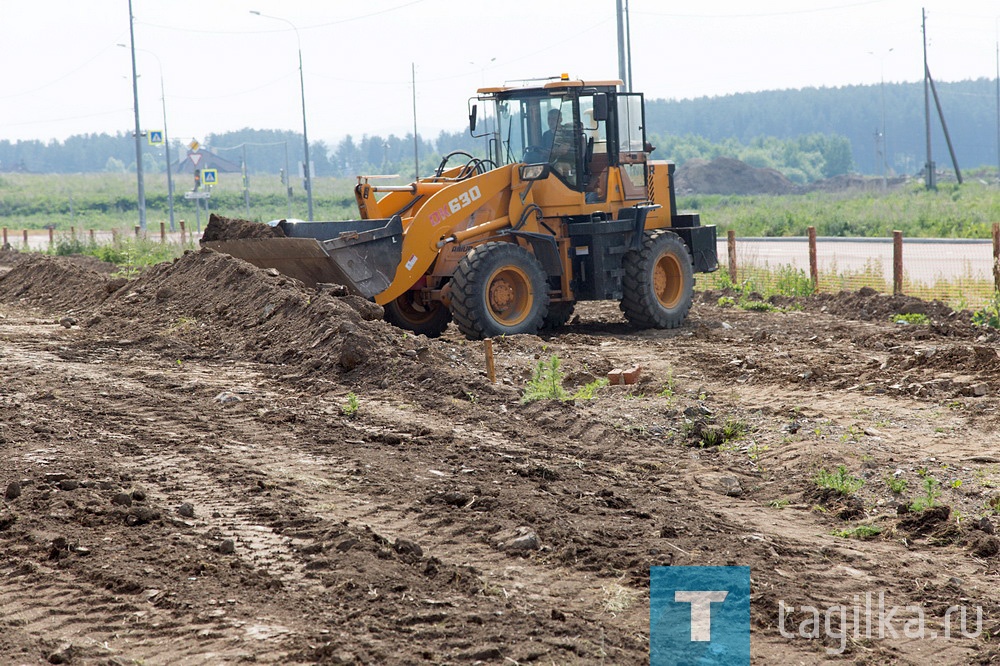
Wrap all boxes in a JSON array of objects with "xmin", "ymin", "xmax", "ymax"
[
  {"xmin": 1, "ymin": 78, "xmax": 996, "ymax": 181},
  {"xmin": 647, "ymin": 77, "xmax": 999, "ymax": 176}
]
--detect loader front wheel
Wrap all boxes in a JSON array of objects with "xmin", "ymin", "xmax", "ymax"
[
  {"xmin": 451, "ymin": 242, "xmax": 549, "ymax": 340},
  {"xmin": 620, "ymin": 230, "xmax": 694, "ymax": 329},
  {"xmin": 384, "ymin": 292, "xmax": 451, "ymax": 338}
]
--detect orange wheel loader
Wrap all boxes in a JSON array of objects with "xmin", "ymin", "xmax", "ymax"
[{"xmin": 203, "ymin": 75, "xmax": 718, "ymax": 340}]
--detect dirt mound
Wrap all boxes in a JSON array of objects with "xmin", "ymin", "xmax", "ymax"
[
  {"xmin": 807, "ymin": 287, "xmax": 964, "ymax": 323},
  {"xmin": 78, "ymin": 248, "xmax": 486, "ymax": 396},
  {"xmin": 674, "ymin": 156, "xmax": 797, "ymax": 196},
  {"xmin": 0, "ymin": 254, "xmax": 120, "ymax": 311},
  {"xmin": 202, "ymin": 213, "xmax": 285, "ymax": 241}
]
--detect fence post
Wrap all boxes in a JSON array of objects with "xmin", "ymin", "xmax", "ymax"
[
  {"xmin": 807, "ymin": 226, "xmax": 818, "ymax": 292},
  {"xmin": 134, "ymin": 225, "xmax": 141, "ymax": 239},
  {"xmin": 89, "ymin": 229, "xmax": 95, "ymax": 244},
  {"xmin": 48, "ymin": 227, "xmax": 54, "ymax": 246},
  {"xmin": 727, "ymin": 229, "xmax": 737, "ymax": 283},
  {"xmin": 2, "ymin": 228, "xmax": 7, "ymax": 248},
  {"xmin": 992, "ymin": 223, "xmax": 1000, "ymax": 292},
  {"xmin": 892, "ymin": 230, "xmax": 903, "ymax": 295},
  {"xmin": 70, "ymin": 226, "xmax": 76, "ymax": 239},
  {"xmin": 160, "ymin": 222, "xmax": 166, "ymax": 243},
  {"xmin": 22, "ymin": 230, "xmax": 28, "ymax": 248},
  {"xmin": 180, "ymin": 219, "xmax": 186, "ymax": 245}
]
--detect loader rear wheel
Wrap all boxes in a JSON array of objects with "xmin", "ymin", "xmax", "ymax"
[
  {"xmin": 451, "ymin": 242, "xmax": 549, "ymax": 340},
  {"xmin": 620, "ymin": 230, "xmax": 694, "ymax": 329},
  {"xmin": 384, "ymin": 292, "xmax": 451, "ymax": 338}
]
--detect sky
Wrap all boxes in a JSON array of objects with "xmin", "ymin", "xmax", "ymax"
[{"xmin": 2, "ymin": 0, "xmax": 999, "ymax": 148}]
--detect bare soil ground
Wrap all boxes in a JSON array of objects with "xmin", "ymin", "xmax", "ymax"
[{"xmin": 2, "ymin": 247, "xmax": 1000, "ymax": 665}]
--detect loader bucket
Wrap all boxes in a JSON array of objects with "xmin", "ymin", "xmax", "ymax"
[{"xmin": 202, "ymin": 215, "xmax": 403, "ymax": 299}]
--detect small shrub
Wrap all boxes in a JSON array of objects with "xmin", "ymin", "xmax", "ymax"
[
  {"xmin": 815, "ymin": 465, "xmax": 864, "ymax": 496},
  {"xmin": 522, "ymin": 355, "xmax": 568, "ymax": 403},
  {"xmin": 910, "ymin": 476, "xmax": 942, "ymax": 512},
  {"xmin": 972, "ymin": 294, "xmax": 1000, "ymax": 328},
  {"xmin": 341, "ymin": 392, "xmax": 360, "ymax": 417},
  {"xmin": 885, "ymin": 475, "xmax": 908, "ymax": 494}
]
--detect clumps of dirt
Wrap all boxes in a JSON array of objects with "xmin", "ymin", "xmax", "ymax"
[
  {"xmin": 805, "ymin": 487, "xmax": 865, "ymax": 521},
  {"xmin": 0, "ymin": 255, "xmax": 121, "ymax": 311},
  {"xmin": 896, "ymin": 504, "xmax": 951, "ymax": 536},
  {"xmin": 202, "ymin": 213, "xmax": 285, "ymax": 241},
  {"xmin": 674, "ymin": 157, "xmax": 797, "ymax": 196}
]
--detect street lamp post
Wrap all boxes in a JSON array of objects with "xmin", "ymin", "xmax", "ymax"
[
  {"xmin": 127, "ymin": 0, "xmax": 146, "ymax": 230},
  {"xmin": 251, "ymin": 11, "xmax": 314, "ymax": 221},
  {"xmin": 120, "ymin": 44, "xmax": 175, "ymax": 231},
  {"xmin": 868, "ymin": 48, "xmax": 894, "ymax": 189}
]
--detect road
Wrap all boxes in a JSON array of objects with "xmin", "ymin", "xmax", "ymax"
[{"xmin": 719, "ymin": 236, "xmax": 994, "ymax": 285}]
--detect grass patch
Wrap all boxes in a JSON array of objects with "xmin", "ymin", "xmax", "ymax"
[
  {"xmin": 572, "ymin": 377, "xmax": 609, "ymax": 401},
  {"xmin": 891, "ymin": 313, "xmax": 930, "ymax": 325},
  {"xmin": 833, "ymin": 524, "xmax": 882, "ymax": 540}
]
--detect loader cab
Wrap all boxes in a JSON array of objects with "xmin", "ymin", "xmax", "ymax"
[{"xmin": 474, "ymin": 78, "xmax": 647, "ymax": 201}]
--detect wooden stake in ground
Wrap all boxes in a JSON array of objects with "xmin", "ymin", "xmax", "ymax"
[
  {"xmin": 808, "ymin": 226, "xmax": 818, "ymax": 292},
  {"xmin": 727, "ymin": 229, "xmax": 737, "ymax": 283},
  {"xmin": 893, "ymin": 230, "xmax": 903, "ymax": 295},
  {"xmin": 484, "ymin": 338, "xmax": 496, "ymax": 384}
]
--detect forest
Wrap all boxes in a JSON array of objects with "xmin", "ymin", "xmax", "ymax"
[{"xmin": 0, "ymin": 78, "xmax": 996, "ymax": 183}]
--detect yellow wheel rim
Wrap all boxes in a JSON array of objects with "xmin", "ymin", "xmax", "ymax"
[
  {"xmin": 486, "ymin": 266, "xmax": 532, "ymax": 326},
  {"xmin": 653, "ymin": 251, "xmax": 683, "ymax": 309},
  {"xmin": 394, "ymin": 293, "xmax": 438, "ymax": 325}
]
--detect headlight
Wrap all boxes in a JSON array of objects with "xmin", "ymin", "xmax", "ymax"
[{"xmin": 519, "ymin": 163, "xmax": 550, "ymax": 181}]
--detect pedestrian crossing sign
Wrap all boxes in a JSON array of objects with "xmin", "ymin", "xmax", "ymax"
[
  {"xmin": 202, "ymin": 169, "xmax": 218, "ymax": 185},
  {"xmin": 148, "ymin": 131, "xmax": 164, "ymax": 145}
]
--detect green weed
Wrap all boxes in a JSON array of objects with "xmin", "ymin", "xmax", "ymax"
[
  {"xmin": 891, "ymin": 313, "xmax": 930, "ymax": 325},
  {"xmin": 342, "ymin": 392, "xmax": 360, "ymax": 417},
  {"xmin": 885, "ymin": 476, "xmax": 908, "ymax": 494},
  {"xmin": 833, "ymin": 524, "xmax": 882, "ymax": 539},
  {"xmin": 815, "ymin": 465, "xmax": 865, "ymax": 496},
  {"xmin": 910, "ymin": 476, "xmax": 942, "ymax": 512},
  {"xmin": 572, "ymin": 377, "xmax": 609, "ymax": 401}
]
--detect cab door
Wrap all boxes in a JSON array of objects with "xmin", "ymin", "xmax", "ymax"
[{"xmin": 614, "ymin": 93, "xmax": 647, "ymax": 200}]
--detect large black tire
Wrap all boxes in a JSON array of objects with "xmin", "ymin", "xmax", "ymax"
[
  {"xmin": 451, "ymin": 242, "xmax": 549, "ymax": 340},
  {"xmin": 620, "ymin": 230, "xmax": 694, "ymax": 329},
  {"xmin": 542, "ymin": 301, "xmax": 575, "ymax": 329},
  {"xmin": 384, "ymin": 292, "xmax": 451, "ymax": 338}
]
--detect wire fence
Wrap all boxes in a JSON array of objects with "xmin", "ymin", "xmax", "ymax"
[
  {"xmin": 5, "ymin": 222, "xmax": 1000, "ymax": 311},
  {"xmin": 702, "ymin": 227, "xmax": 1000, "ymax": 310}
]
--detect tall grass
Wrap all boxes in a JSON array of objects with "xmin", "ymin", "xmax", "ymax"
[
  {"xmin": 0, "ymin": 172, "xmax": 365, "ymax": 230},
  {"xmin": 681, "ymin": 180, "xmax": 1000, "ymax": 239}
]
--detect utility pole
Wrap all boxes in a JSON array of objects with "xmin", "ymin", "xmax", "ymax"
[
  {"xmin": 616, "ymin": 0, "xmax": 627, "ymax": 90},
  {"xmin": 127, "ymin": 0, "xmax": 147, "ymax": 230},
  {"xmin": 922, "ymin": 8, "xmax": 935, "ymax": 190},
  {"xmin": 251, "ymin": 11, "xmax": 314, "ymax": 220},
  {"xmin": 412, "ymin": 62, "xmax": 419, "ymax": 180},
  {"xmin": 625, "ymin": 0, "xmax": 633, "ymax": 91}
]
